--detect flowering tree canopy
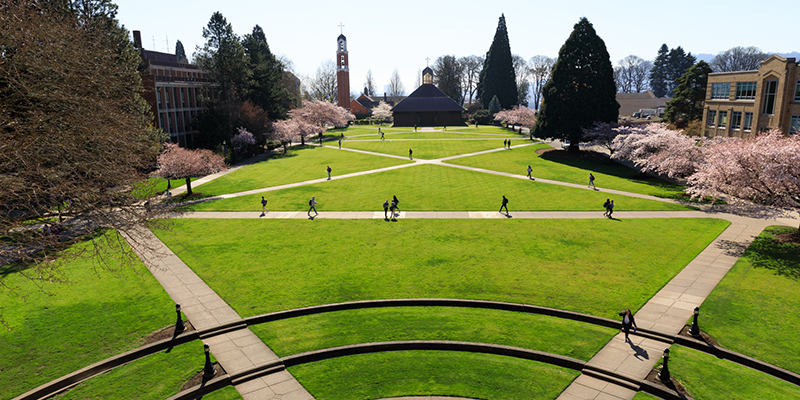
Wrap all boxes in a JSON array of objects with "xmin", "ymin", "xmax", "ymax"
[
  {"xmin": 271, "ymin": 120, "xmax": 303, "ymax": 152},
  {"xmin": 156, "ymin": 143, "xmax": 227, "ymax": 195},
  {"xmin": 611, "ymin": 123, "xmax": 702, "ymax": 179},
  {"xmin": 231, "ymin": 127, "xmax": 256, "ymax": 156},
  {"xmin": 688, "ymin": 130, "xmax": 800, "ymax": 222},
  {"xmin": 582, "ymin": 122, "xmax": 623, "ymax": 155},
  {"xmin": 289, "ymin": 100, "xmax": 355, "ymax": 131},
  {"xmin": 372, "ymin": 101, "xmax": 393, "ymax": 120},
  {"xmin": 494, "ymin": 106, "xmax": 537, "ymax": 127}
]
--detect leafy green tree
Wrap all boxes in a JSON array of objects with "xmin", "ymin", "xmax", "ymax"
[
  {"xmin": 649, "ymin": 44, "xmax": 669, "ymax": 98},
  {"xmin": 433, "ymin": 55, "xmax": 464, "ymax": 104},
  {"xmin": 175, "ymin": 40, "xmax": 188, "ymax": 63},
  {"xmin": 662, "ymin": 61, "xmax": 713, "ymax": 124},
  {"xmin": 531, "ymin": 17, "xmax": 619, "ymax": 152},
  {"xmin": 477, "ymin": 14, "xmax": 517, "ymax": 109},
  {"xmin": 242, "ymin": 25, "xmax": 288, "ymax": 120},
  {"xmin": 195, "ymin": 12, "xmax": 250, "ymax": 148}
]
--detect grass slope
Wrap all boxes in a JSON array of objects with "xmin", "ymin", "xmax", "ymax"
[
  {"xmin": 251, "ymin": 307, "xmax": 615, "ymax": 359},
  {"xmin": 340, "ymin": 139, "xmax": 522, "ymax": 159},
  {"xmin": 193, "ymin": 145, "xmax": 410, "ymax": 196},
  {"xmin": 670, "ymin": 345, "xmax": 800, "ymax": 400},
  {"xmin": 154, "ymin": 218, "xmax": 728, "ymax": 319},
  {"xmin": 0, "ymin": 235, "xmax": 175, "ymax": 400},
  {"xmin": 446, "ymin": 143, "xmax": 684, "ymax": 197},
  {"xmin": 289, "ymin": 351, "xmax": 579, "ymax": 400},
  {"xmin": 185, "ymin": 164, "xmax": 693, "ymax": 212},
  {"xmin": 699, "ymin": 226, "xmax": 800, "ymax": 373}
]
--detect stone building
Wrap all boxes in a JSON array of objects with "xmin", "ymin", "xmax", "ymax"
[{"xmin": 702, "ymin": 55, "xmax": 800, "ymax": 137}]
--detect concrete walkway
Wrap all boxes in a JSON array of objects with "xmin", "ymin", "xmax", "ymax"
[
  {"xmin": 124, "ymin": 226, "xmax": 313, "ymax": 400},
  {"xmin": 134, "ymin": 136, "xmax": 797, "ymax": 400}
]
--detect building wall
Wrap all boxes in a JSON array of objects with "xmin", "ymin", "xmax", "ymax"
[
  {"xmin": 702, "ymin": 56, "xmax": 800, "ymax": 137},
  {"xmin": 393, "ymin": 111, "xmax": 464, "ymax": 127}
]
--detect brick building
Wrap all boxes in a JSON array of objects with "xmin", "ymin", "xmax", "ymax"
[
  {"xmin": 702, "ymin": 55, "xmax": 800, "ymax": 137},
  {"xmin": 350, "ymin": 94, "xmax": 406, "ymax": 116}
]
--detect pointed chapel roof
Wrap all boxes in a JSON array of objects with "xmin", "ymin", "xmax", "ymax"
[{"xmin": 390, "ymin": 84, "xmax": 464, "ymax": 112}]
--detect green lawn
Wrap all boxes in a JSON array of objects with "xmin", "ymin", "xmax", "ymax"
[
  {"xmin": 669, "ymin": 345, "xmax": 800, "ymax": 400},
  {"xmin": 154, "ymin": 218, "xmax": 728, "ymax": 319},
  {"xmin": 699, "ymin": 226, "xmax": 800, "ymax": 373},
  {"xmin": 185, "ymin": 164, "xmax": 694, "ymax": 212},
  {"xmin": 251, "ymin": 307, "xmax": 615, "ymax": 359},
  {"xmin": 373, "ymin": 131, "xmax": 521, "ymax": 139},
  {"xmin": 632, "ymin": 393, "xmax": 661, "ymax": 400},
  {"xmin": 289, "ymin": 351, "xmax": 579, "ymax": 400},
  {"xmin": 53, "ymin": 341, "xmax": 240, "ymax": 400},
  {"xmin": 340, "ymin": 138, "xmax": 521, "ymax": 159},
  {"xmin": 192, "ymin": 145, "xmax": 411, "ymax": 196},
  {"xmin": 0, "ymin": 234, "xmax": 176, "ymax": 400},
  {"xmin": 446, "ymin": 143, "xmax": 685, "ymax": 198}
]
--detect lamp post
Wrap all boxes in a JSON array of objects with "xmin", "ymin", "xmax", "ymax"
[
  {"xmin": 175, "ymin": 303, "xmax": 185, "ymax": 333},
  {"xmin": 690, "ymin": 306, "xmax": 700, "ymax": 337},
  {"xmin": 203, "ymin": 343, "xmax": 216, "ymax": 379},
  {"xmin": 658, "ymin": 348, "xmax": 671, "ymax": 383}
]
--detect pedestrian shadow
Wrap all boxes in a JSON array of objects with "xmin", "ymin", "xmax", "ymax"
[
  {"xmin": 628, "ymin": 340, "xmax": 649, "ymax": 361},
  {"xmin": 308, "ymin": 215, "xmax": 316, "ymax": 220},
  {"xmin": 504, "ymin": 213, "xmax": 513, "ymax": 219},
  {"xmin": 608, "ymin": 217, "xmax": 621, "ymax": 221}
]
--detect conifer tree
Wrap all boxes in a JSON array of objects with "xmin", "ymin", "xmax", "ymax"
[
  {"xmin": 488, "ymin": 96, "xmax": 501, "ymax": 116},
  {"xmin": 662, "ymin": 61, "xmax": 713, "ymax": 124},
  {"xmin": 531, "ymin": 18, "xmax": 619, "ymax": 152},
  {"xmin": 477, "ymin": 14, "xmax": 517, "ymax": 109},
  {"xmin": 175, "ymin": 40, "xmax": 188, "ymax": 63},
  {"xmin": 242, "ymin": 25, "xmax": 288, "ymax": 120},
  {"xmin": 650, "ymin": 44, "xmax": 669, "ymax": 98}
]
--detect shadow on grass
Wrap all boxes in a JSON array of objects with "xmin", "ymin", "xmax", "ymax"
[
  {"xmin": 745, "ymin": 229, "xmax": 800, "ymax": 280},
  {"xmin": 539, "ymin": 150, "xmax": 681, "ymax": 194}
]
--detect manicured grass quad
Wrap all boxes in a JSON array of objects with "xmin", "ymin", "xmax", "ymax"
[
  {"xmin": 699, "ymin": 226, "xmax": 800, "ymax": 374},
  {"xmin": 155, "ymin": 218, "xmax": 728, "ymax": 320},
  {"xmin": 373, "ymin": 131, "xmax": 522, "ymax": 140},
  {"xmin": 185, "ymin": 164, "xmax": 693, "ymax": 212},
  {"xmin": 289, "ymin": 351, "xmax": 579, "ymax": 400},
  {"xmin": 669, "ymin": 346, "xmax": 800, "ymax": 400},
  {"xmin": 193, "ymin": 146, "xmax": 411, "ymax": 197},
  {"xmin": 446, "ymin": 143, "xmax": 685, "ymax": 198},
  {"xmin": 0, "ymin": 234, "xmax": 176, "ymax": 400},
  {"xmin": 340, "ymin": 138, "xmax": 521, "ymax": 159}
]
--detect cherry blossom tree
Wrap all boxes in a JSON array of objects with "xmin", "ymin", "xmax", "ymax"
[
  {"xmin": 688, "ymin": 130, "xmax": 800, "ymax": 228},
  {"xmin": 231, "ymin": 127, "xmax": 256, "ymax": 156},
  {"xmin": 371, "ymin": 101, "xmax": 393, "ymax": 123},
  {"xmin": 582, "ymin": 122, "xmax": 623, "ymax": 155},
  {"xmin": 271, "ymin": 120, "xmax": 301, "ymax": 152},
  {"xmin": 611, "ymin": 123, "xmax": 702, "ymax": 179},
  {"xmin": 288, "ymin": 100, "xmax": 354, "ymax": 143},
  {"xmin": 493, "ymin": 106, "xmax": 537, "ymax": 135},
  {"xmin": 156, "ymin": 143, "xmax": 227, "ymax": 195}
]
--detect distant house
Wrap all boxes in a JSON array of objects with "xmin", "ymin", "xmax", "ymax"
[
  {"xmin": 350, "ymin": 93, "xmax": 406, "ymax": 116},
  {"xmin": 390, "ymin": 67, "xmax": 465, "ymax": 127},
  {"xmin": 616, "ymin": 91, "xmax": 668, "ymax": 121},
  {"xmin": 702, "ymin": 54, "xmax": 800, "ymax": 137}
]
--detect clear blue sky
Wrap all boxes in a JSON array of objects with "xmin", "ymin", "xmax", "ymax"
[{"xmin": 116, "ymin": 0, "xmax": 797, "ymax": 96}]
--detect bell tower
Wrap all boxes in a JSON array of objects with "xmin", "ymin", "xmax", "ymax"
[{"xmin": 336, "ymin": 25, "xmax": 350, "ymax": 110}]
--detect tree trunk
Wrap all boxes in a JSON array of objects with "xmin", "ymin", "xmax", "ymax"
[
  {"xmin": 568, "ymin": 143, "xmax": 580, "ymax": 153},
  {"xmin": 185, "ymin": 177, "xmax": 193, "ymax": 195},
  {"xmin": 301, "ymin": 136, "xmax": 305, "ymax": 145}
]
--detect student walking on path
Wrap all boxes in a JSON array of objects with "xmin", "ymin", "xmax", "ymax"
[
  {"xmin": 409, "ymin": 149, "xmax": 413, "ymax": 159},
  {"xmin": 261, "ymin": 196, "xmax": 268, "ymax": 214},
  {"xmin": 380, "ymin": 131, "xmax": 385, "ymax": 140},
  {"xmin": 327, "ymin": 166, "xmax": 332, "ymax": 180},
  {"xmin": 527, "ymin": 165, "xmax": 533, "ymax": 179},
  {"xmin": 392, "ymin": 195, "xmax": 401, "ymax": 215},
  {"xmin": 507, "ymin": 139, "xmax": 511, "ymax": 149},
  {"xmin": 338, "ymin": 138, "xmax": 342, "ymax": 149},
  {"xmin": 499, "ymin": 195, "xmax": 509, "ymax": 214},
  {"xmin": 589, "ymin": 173, "xmax": 596, "ymax": 189},
  {"xmin": 503, "ymin": 139, "xmax": 507, "ymax": 148},
  {"xmin": 308, "ymin": 196, "xmax": 319, "ymax": 216},
  {"xmin": 618, "ymin": 309, "xmax": 637, "ymax": 342},
  {"xmin": 389, "ymin": 200, "xmax": 397, "ymax": 220},
  {"xmin": 607, "ymin": 200, "xmax": 615, "ymax": 218},
  {"xmin": 603, "ymin": 198, "xmax": 611, "ymax": 217},
  {"xmin": 383, "ymin": 200, "xmax": 389, "ymax": 219}
]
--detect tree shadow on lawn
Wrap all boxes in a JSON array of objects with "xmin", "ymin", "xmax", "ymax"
[
  {"xmin": 538, "ymin": 149, "xmax": 680, "ymax": 194},
  {"xmin": 745, "ymin": 233, "xmax": 800, "ymax": 280}
]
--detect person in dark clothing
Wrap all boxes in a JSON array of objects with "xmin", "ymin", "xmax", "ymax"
[
  {"xmin": 603, "ymin": 198, "xmax": 610, "ymax": 217},
  {"xmin": 619, "ymin": 309, "xmax": 637, "ymax": 342},
  {"xmin": 409, "ymin": 148, "xmax": 413, "ymax": 159},
  {"xmin": 383, "ymin": 200, "xmax": 389, "ymax": 220},
  {"xmin": 499, "ymin": 195, "xmax": 509, "ymax": 214}
]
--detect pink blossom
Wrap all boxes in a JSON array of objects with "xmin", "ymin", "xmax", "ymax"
[{"xmin": 156, "ymin": 143, "xmax": 227, "ymax": 195}]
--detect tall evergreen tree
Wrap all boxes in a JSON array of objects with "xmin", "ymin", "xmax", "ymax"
[
  {"xmin": 665, "ymin": 47, "xmax": 696, "ymax": 96},
  {"xmin": 531, "ymin": 17, "xmax": 619, "ymax": 152},
  {"xmin": 477, "ymin": 14, "xmax": 517, "ymax": 109},
  {"xmin": 649, "ymin": 44, "xmax": 669, "ymax": 98},
  {"xmin": 175, "ymin": 39, "xmax": 188, "ymax": 63},
  {"xmin": 242, "ymin": 25, "xmax": 288, "ymax": 120},
  {"xmin": 662, "ymin": 61, "xmax": 713, "ymax": 124}
]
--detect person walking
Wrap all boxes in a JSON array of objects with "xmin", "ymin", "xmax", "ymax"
[
  {"xmin": 392, "ymin": 195, "xmax": 400, "ymax": 214},
  {"xmin": 338, "ymin": 138, "xmax": 342, "ymax": 149},
  {"xmin": 499, "ymin": 195, "xmax": 509, "ymax": 214},
  {"xmin": 607, "ymin": 200, "xmax": 615, "ymax": 218},
  {"xmin": 603, "ymin": 198, "xmax": 610, "ymax": 217},
  {"xmin": 409, "ymin": 148, "xmax": 413, "ymax": 159},
  {"xmin": 327, "ymin": 165, "xmax": 332, "ymax": 180},
  {"xmin": 526, "ymin": 165, "xmax": 533, "ymax": 179},
  {"xmin": 380, "ymin": 130, "xmax": 385, "ymax": 140},
  {"xmin": 383, "ymin": 199, "xmax": 390, "ymax": 220},
  {"xmin": 618, "ymin": 309, "xmax": 638, "ymax": 342},
  {"xmin": 589, "ymin": 173, "xmax": 596, "ymax": 189},
  {"xmin": 261, "ymin": 196, "xmax": 268, "ymax": 213},
  {"xmin": 308, "ymin": 196, "xmax": 319, "ymax": 216},
  {"xmin": 389, "ymin": 199, "xmax": 397, "ymax": 220},
  {"xmin": 507, "ymin": 139, "xmax": 511, "ymax": 149},
  {"xmin": 503, "ymin": 139, "xmax": 507, "ymax": 148}
]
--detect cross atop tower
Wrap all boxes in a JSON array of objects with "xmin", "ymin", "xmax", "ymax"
[
  {"xmin": 425, "ymin": 57, "xmax": 430, "ymax": 67},
  {"xmin": 339, "ymin": 22, "xmax": 345, "ymax": 34}
]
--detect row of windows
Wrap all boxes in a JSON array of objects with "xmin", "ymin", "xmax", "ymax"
[
  {"xmin": 708, "ymin": 110, "xmax": 753, "ymax": 131},
  {"xmin": 159, "ymin": 110, "xmax": 198, "ymax": 134},
  {"xmin": 795, "ymin": 81, "xmax": 800, "ymax": 102},
  {"xmin": 712, "ymin": 80, "xmax": 800, "ymax": 105},
  {"xmin": 156, "ymin": 86, "xmax": 201, "ymax": 110},
  {"xmin": 791, "ymin": 115, "xmax": 800, "ymax": 134}
]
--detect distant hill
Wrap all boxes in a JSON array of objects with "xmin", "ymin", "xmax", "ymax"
[{"xmin": 695, "ymin": 51, "xmax": 799, "ymax": 64}]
